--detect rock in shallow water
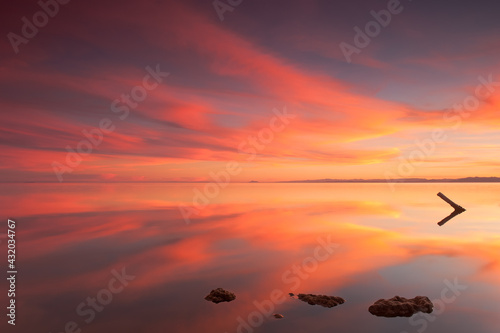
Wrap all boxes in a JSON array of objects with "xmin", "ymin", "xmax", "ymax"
[
  {"xmin": 368, "ymin": 296, "xmax": 433, "ymax": 317},
  {"xmin": 205, "ymin": 288, "xmax": 236, "ymax": 304},
  {"xmin": 297, "ymin": 294, "xmax": 345, "ymax": 308}
]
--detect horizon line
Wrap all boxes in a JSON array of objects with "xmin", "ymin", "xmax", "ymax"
[{"xmin": 1, "ymin": 176, "xmax": 500, "ymax": 184}]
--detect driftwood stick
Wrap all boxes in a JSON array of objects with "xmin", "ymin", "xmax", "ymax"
[
  {"xmin": 437, "ymin": 192, "xmax": 466, "ymax": 226},
  {"xmin": 437, "ymin": 192, "xmax": 466, "ymax": 212}
]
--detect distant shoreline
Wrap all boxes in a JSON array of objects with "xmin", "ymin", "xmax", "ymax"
[{"xmin": 1, "ymin": 177, "xmax": 500, "ymax": 184}]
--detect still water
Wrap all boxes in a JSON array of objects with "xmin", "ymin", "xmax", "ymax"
[{"xmin": 0, "ymin": 183, "xmax": 499, "ymax": 333}]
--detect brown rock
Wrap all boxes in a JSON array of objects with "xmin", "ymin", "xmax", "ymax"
[
  {"xmin": 297, "ymin": 294, "xmax": 345, "ymax": 308},
  {"xmin": 204, "ymin": 288, "xmax": 236, "ymax": 304},
  {"xmin": 273, "ymin": 313, "xmax": 284, "ymax": 319},
  {"xmin": 368, "ymin": 296, "xmax": 433, "ymax": 317}
]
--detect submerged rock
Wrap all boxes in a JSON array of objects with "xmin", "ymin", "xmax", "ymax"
[
  {"xmin": 204, "ymin": 288, "xmax": 236, "ymax": 304},
  {"xmin": 368, "ymin": 296, "xmax": 433, "ymax": 317},
  {"xmin": 297, "ymin": 294, "xmax": 345, "ymax": 308}
]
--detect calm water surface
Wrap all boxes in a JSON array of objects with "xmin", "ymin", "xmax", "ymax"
[{"xmin": 0, "ymin": 183, "xmax": 499, "ymax": 333}]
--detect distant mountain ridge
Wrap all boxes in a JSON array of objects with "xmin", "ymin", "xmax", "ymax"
[{"xmin": 3, "ymin": 177, "xmax": 500, "ymax": 183}]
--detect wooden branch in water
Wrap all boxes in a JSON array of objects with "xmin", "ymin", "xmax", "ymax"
[
  {"xmin": 437, "ymin": 192, "xmax": 465, "ymax": 212},
  {"xmin": 437, "ymin": 192, "xmax": 466, "ymax": 226}
]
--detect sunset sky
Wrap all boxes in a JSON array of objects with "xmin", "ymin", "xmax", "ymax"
[{"xmin": 1, "ymin": 0, "xmax": 500, "ymax": 182}]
